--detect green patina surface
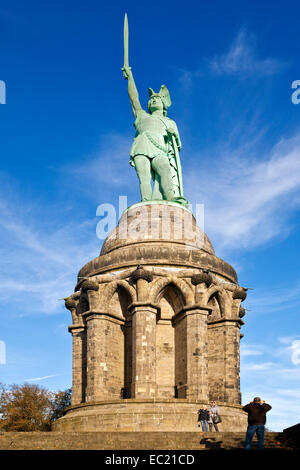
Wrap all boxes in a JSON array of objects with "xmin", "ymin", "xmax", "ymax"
[{"xmin": 122, "ymin": 13, "xmax": 188, "ymax": 208}]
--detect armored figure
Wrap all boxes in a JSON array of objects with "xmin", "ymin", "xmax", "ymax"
[{"xmin": 122, "ymin": 16, "xmax": 186, "ymax": 205}]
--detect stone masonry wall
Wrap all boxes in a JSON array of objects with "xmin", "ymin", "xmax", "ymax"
[
  {"xmin": 156, "ymin": 320, "xmax": 175, "ymax": 398},
  {"xmin": 207, "ymin": 322, "xmax": 241, "ymax": 404},
  {"xmin": 85, "ymin": 315, "xmax": 124, "ymax": 401}
]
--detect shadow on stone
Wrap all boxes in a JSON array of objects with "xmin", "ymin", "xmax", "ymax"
[{"xmin": 200, "ymin": 437, "xmax": 223, "ymax": 449}]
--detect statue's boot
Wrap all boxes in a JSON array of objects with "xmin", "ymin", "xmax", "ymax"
[
  {"xmin": 140, "ymin": 182, "xmax": 152, "ymax": 201},
  {"xmin": 166, "ymin": 190, "xmax": 175, "ymax": 201}
]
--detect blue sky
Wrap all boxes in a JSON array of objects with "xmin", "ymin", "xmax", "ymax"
[{"xmin": 1, "ymin": 0, "xmax": 300, "ymax": 431}]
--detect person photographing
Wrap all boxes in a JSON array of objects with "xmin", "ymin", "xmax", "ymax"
[{"xmin": 242, "ymin": 397, "xmax": 272, "ymax": 450}]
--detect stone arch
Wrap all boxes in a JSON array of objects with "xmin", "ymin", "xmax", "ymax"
[
  {"xmin": 207, "ymin": 296, "xmax": 222, "ymax": 321},
  {"xmin": 77, "ymin": 292, "xmax": 89, "ymax": 315},
  {"xmin": 149, "ymin": 277, "xmax": 192, "ymax": 400},
  {"xmin": 149, "ymin": 276, "xmax": 193, "ymax": 308},
  {"xmin": 206, "ymin": 286, "xmax": 227, "ymax": 318},
  {"xmin": 103, "ymin": 280, "xmax": 136, "ymax": 317},
  {"xmin": 153, "ymin": 279, "xmax": 181, "ymax": 399},
  {"xmin": 102, "ymin": 280, "xmax": 136, "ymax": 400}
]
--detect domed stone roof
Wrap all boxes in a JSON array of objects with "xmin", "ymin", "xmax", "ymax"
[
  {"xmin": 77, "ymin": 203, "xmax": 237, "ymax": 283},
  {"xmin": 101, "ymin": 203, "xmax": 214, "ymax": 256}
]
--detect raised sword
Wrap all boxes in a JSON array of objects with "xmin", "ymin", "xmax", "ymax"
[{"xmin": 123, "ymin": 13, "xmax": 129, "ymax": 68}]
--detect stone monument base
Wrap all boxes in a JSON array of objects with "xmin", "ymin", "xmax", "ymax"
[
  {"xmin": 52, "ymin": 400, "xmax": 247, "ymax": 432},
  {"xmin": 60, "ymin": 202, "xmax": 248, "ymax": 435}
]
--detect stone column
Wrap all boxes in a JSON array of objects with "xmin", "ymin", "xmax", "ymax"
[
  {"xmin": 83, "ymin": 312, "xmax": 124, "ymax": 402},
  {"xmin": 129, "ymin": 302, "xmax": 157, "ymax": 398},
  {"xmin": 208, "ymin": 318, "xmax": 243, "ymax": 404},
  {"xmin": 130, "ymin": 265, "xmax": 153, "ymax": 302},
  {"xmin": 69, "ymin": 325, "xmax": 86, "ymax": 405},
  {"xmin": 174, "ymin": 305, "xmax": 210, "ymax": 401}
]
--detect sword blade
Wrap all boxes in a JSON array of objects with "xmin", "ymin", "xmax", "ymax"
[
  {"xmin": 172, "ymin": 135, "xmax": 184, "ymax": 197},
  {"xmin": 123, "ymin": 12, "xmax": 129, "ymax": 67}
]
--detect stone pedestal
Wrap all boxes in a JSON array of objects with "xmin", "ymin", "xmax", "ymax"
[
  {"xmin": 52, "ymin": 400, "xmax": 247, "ymax": 432},
  {"xmin": 53, "ymin": 202, "xmax": 247, "ymax": 432}
]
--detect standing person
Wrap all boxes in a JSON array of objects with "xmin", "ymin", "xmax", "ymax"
[
  {"xmin": 197, "ymin": 407, "xmax": 209, "ymax": 432},
  {"xmin": 242, "ymin": 397, "xmax": 272, "ymax": 450},
  {"xmin": 208, "ymin": 401, "xmax": 221, "ymax": 432}
]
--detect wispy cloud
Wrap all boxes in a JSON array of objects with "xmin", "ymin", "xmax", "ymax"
[
  {"xmin": 186, "ymin": 132, "xmax": 300, "ymax": 254},
  {"xmin": 178, "ymin": 27, "xmax": 288, "ymax": 91},
  {"xmin": 246, "ymin": 283, "xmax": 300, "ymax": 318},
  {"xmin": 243, "ymin": 362, "xmax": 274, "ymax": 371},
  {"xmin": 25, "ymin": 374, "xmax": 60, "ymax": 382},
  {"xmin": 67, "ymin": 133, "xmax": 136, "ymax": 201},
  {"xmin": 0, "ymin": 178, "xmax": 98, "ymax": 316},
  {"xmin": 209, "ymin": 28, "xmax": 287, "ymax": 77},
  {"xmin": 276, "ymin": 389, "xmax": 300, "ymax": 400},
  {"xmin": 289, "ymin": 342, "xmax": 300, "ymax": 366},
  {"xmin": 240, "ymin": 345, "xmax": 264, "ymax": 357},
  {"xmin": 277, "ymin": 337, "xmax": 300, "ymax": 366}
]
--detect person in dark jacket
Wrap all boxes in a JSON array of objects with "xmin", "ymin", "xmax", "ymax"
[
  {"xmin": 197, "ymin": 407, "xmax": 209, "ymax": 432},
  {"xmin": 242, "ymin": 397, "xmax": 272, "ymax": 450}
]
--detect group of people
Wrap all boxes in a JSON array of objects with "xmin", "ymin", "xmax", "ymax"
[
  {"xmin": 197, "ymin": 401, "xmax": 222, "ymax": 432},
  {"xmin": 197, "ymin": 397, "xmax": 272, "ymax": 450}
]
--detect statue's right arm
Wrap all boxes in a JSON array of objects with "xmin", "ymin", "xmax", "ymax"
[{"xmin": 122, "ymin": 66, "xmax": 143, "ymax": 117}]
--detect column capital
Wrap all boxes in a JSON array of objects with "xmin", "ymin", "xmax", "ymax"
[
  {"xmin": 173, "ymin": 304, "xmax": 212, "ymax": 324},
  {"xmin": 128, "ymin": 301, "xmax": 159, "ymax": 313},
  {"xmin": 68, "ymin": 325, "xmax": 85, "ymax": 334},
  {"xmin": 208, "ymin": 317, "xmax": 244, "ymax": 327},
  {"xmin": 82, "ymin": 310, "xmax": 124, "ymax": 324},
  {"xmin": 181, "ymin": 304, "xmax": 212, "ymax": 314}
]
